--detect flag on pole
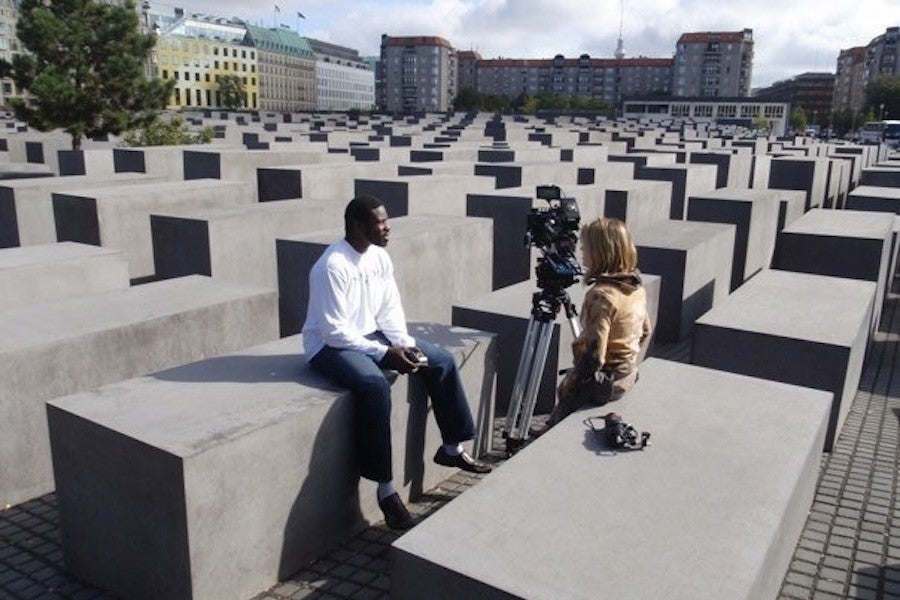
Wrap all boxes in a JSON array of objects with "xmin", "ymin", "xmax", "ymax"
[{"xmin": 297, "ymin": 11, "xmax": 305, "ymax": 18}]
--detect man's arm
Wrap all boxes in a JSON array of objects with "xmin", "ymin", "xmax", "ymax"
[{"xmin": 375, "ymin": 260, "xmax": 415, "ymax": 348}]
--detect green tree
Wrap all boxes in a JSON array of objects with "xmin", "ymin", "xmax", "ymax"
[
  {"xmin": 218, "ymin": 74, "xmax": 245, "ymax": 110},
  {"xmin": 789, "ymin": 107, "xmax": 808, "ymax": 133},
  {"xmin": 121, "ymin": 116, "xmax": 213, "ymax": 147},
  {"xmin": 865, "ymin": 74, "xmax": 900, "ymax": 121},
  {"xmin": 1, "ymin": 0, "xmax": 173, "ymax": 150},
  {"xmin": 453, "ymin": 87, "xmax": 479, "ymax": 111}
]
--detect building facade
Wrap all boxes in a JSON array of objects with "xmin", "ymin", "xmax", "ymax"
[
  {"xmin": 673, "ymin": 29, "xmax": 754, "ymax": 97},
  {"xmin": 380, "ymin": 35, "xmax": 456, "ymax": 113},
  {"xmin": 474, "ymin": 54, "xmax": 672, "ymax": 106},
  {"xmin": 306, "ymin": 38, "xmax": 374, "ymax": 111},
  {"xmin": 622, "ymin": 97, "xmax": 789, "ymax": 136},
  {"xmin": 833, "ymin": 27, "xmax": 899, "ymax": 117},
  {"xmin": 832, "ymin": 46, "xmax": 868, "ymax": 115},
  {"xmin": 154, "ymin": 16, "xmax": 259, "ymax": 110},
  {"xmin": 0, "ymin": 0, "xmax": 21, "ymax": 106},
  {"xmin": 456, "ymin": 49, "xmax": 480, "ymax": 92},
  {"xmin": 753, "ymin": 72, "xmax": 835, "ymax": 129},
  {"xmin": 244, "ymin": 25, "xmax": 315, "ymax": 112}
]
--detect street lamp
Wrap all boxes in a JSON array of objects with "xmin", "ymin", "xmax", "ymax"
[{"xmin": 880, "ymin": 103, "xmax": 885, "ymax": 121}]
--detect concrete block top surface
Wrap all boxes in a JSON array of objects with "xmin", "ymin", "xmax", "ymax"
[
  {"xmin": 696, "ymin": 269, "xmax": 875, "ymax": 346},
  {"xmin": 155, "ymin": 198, "xmax": 341, "ymax": 223},
  {"xmin": 783, "ymin": 208, "xmax": 894, "ymax": 239},
  {"xmin": 850, "ymin": 185, "xmax": 900, "ymax": 200},
  {"xmin": 278, "ymin": 214, "xmax": 486, "ymax": 246},
  {"xmin": 689, "ymin": 187, "xmax": 779, "ymax": 202},
  {"xmin": 0, "ymin": 172, "xmax": 153, "ymax": 190},
  {"xmin": 0, "ymin": 241, "xmax": 121, "ymax": 269},
  {"xmin": 633, "ymin": 219, "xmax": 736, "ymax": 250},
  {"xmin": 393, "ymin": 357, "xmax": 831, "ymax": 600},
  {"xmin": 47, "ymin": 324, "xmax": 488, "ymax": 458},
  {"xmin": 58, "ymin": 178, "xmax": 245, "ymax": 199},
  {"xmin": 0, "ymin": 275, "xmax": 269, "ymax": 352}
]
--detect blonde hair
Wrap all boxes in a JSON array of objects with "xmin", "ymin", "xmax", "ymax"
[{"xmin": 580, "ymin": 217, "xmax": 637, "ymax": 281}]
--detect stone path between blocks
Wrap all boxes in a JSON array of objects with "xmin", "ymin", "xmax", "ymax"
[{"xmin": 1, "ymin": 289, "xmax": 898, "ymax": 600}]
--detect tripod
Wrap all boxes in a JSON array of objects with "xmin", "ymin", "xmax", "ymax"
[{"xmin": 504, "ymin": 284, "xmax": 581, "ymax": 456}]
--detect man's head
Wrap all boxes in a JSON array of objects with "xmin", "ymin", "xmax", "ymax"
[{"xmin": 344, "ymin": 195, "xmax": 390, "ymax": 249}]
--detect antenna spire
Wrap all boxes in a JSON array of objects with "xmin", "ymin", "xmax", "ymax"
[{"xmin": 614, "ymin": 0, "xmax": 625, "ymax": 59}]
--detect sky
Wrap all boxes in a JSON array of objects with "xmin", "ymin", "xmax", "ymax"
[{"xmin": 159, "ymin": 0, "xmax": 896, "ymax": 89}]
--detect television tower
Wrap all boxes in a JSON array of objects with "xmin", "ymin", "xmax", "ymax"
[{"xmin": 614, "ymin": 0, "xmax": 625, "ymax": 59}]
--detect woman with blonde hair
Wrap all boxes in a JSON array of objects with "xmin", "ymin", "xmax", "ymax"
[{"xmin": 544, "ymin": 217, "xmax": 652, "ymax": 428}]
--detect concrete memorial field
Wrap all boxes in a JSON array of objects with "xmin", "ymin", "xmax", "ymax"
[{"xmin": 0, "ymin": 111, "xmax": 896, "ymax": 600}]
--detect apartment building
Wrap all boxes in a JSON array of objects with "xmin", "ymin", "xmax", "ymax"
[
  {"xmin": 155, "ymin": 16, "xmax": 259, "ymax": 110},
  {"xmin": 475, "ymin": 54, "xmax": 672, "ymax": 105},
  {"xmin": 754, "ymin": 72, "xmax": 835, "ymax": 128},
  {"xmin": 244, "ymin": 25, "xmax": 315, "ymax": 112},
  {"xmin": 306, "ymin": 38, "xmax": 374, "ymax": 112},
  {"xmin": 833, "ymin": 27, "xmax": 899, "ymax": 116},
  {"xmin": 0, "ymin": 0, "xmax": 21, "ymax": 106},
  {"xmin": 380, "ymin": 35, "xmax": 456, "ymax": 113},
  {"xmin": 832, "ymin": 46, "xmax": 868, "ymax": 115},
  {"xmin": 673, "ymin": 29, "xmax": 754, "ymax": 97},
  {"xmin": 456, "ymin": 49, "xmax": 480, "ymax": 92}
]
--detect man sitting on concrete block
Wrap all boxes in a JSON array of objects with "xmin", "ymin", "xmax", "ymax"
[{"xmin": 302, "ymin": 195, "xmax": 491, "ymax": 531}]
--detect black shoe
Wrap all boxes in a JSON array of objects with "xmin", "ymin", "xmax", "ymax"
[
  {"xmin": 433, "ymin": 447, "xmax": 492, "ymax": 474},
  {"xmin": 378, "ymin": 492, "xmax": 415, "ymax": 531},
  {"xmin": 528, "ymin": 423, "xmax": 549, "ymax": 439}
]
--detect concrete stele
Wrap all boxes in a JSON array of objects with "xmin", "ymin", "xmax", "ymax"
[{"xmin": 391, "ymin": 358, "xmax": 831, "ymax": 600}]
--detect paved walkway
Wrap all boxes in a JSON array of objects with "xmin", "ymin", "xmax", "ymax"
[{"xmin": 2, "ymin": 288, "xmax": 899, "ymax": 599}]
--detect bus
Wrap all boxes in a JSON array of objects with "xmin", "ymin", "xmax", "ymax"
[{"xmin": 859, "ymin": 120, "xmax": 900, "ymax": 147}]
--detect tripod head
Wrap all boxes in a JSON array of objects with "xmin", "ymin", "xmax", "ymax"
[{"xmin": 526, "ymin": 184, "xmax": 582, "ymax": 298}]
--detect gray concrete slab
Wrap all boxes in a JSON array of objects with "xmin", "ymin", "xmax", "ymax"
[
  {"xmin": 634, "ymin": 163, "xmax": 718, "ymax": 219},
  {"xmin": 182, "ymin": 148, "xmax": 350, "ymax": 201},
  {"xmin": 452, "ymin": 274, "xmax": 659, "ymax": 415},
  {"xmin": 692, "ymin": 269, "xmax": 875, "ymax": 451},
  {"xmin": 392, "ymin": 358, "xmax": 831, "ymax": 600},
  {"xmin": 354, "ymin": 175, "xmax": 495, "ymax": 217},
  {"xmin": 768, "ymin": 156, "xmax": 829, "ymax": 211},
  {"xmin": 845, "ymin": 185, "xmax": 900, "ymax": 214},
  {"xmin": 152, "ymin": 199, "xmax": 345, "ymax": 291},
  {"xmin": 257, "ymin": 162, "xmax": 399, "ymax": 202},
  {"xmin": 633, "ymin": 220, "xmax": 735, "ymax": 342},
  {"xmin": 769, "ymin": 189, "xmax": 807, "ymax": 231},
  {"xmin": 0, "ymin": 275, "xmax": 278, "ymax": 506},
  {"xmin": 276, "ymin": 215, "xmax": 493, "ymax": 337},
  {"xmin": 686, "ymin": 188, "xmax": 780, "ymax": 292},
  {"xmin": 52, "ymin": 179, "xmax": 254, "ymax": 280},
  {"xmin": 859, "ymin": 166, "xmax": 900, "ymax": 188},
  {"xmin": 688, "ymin": 149, "xmax": 753, "ymax": 189},
  {"xmin": 47, "ymin": 324, "xmax": 496, "ymax": 600},
  {"xmin": 0, "ymin": 242, "xmax": 129, "ymax": 312},
  {"xmin": 602, "ymin": 180, "xmax": 672, "ymax": 233},
  {"xmin": 772, "ymin": 208, "xmax": 894, "ymax": 334},
  {"xmin": 0, "ymin": 173, "xmax": 162, "ymax": 248}
]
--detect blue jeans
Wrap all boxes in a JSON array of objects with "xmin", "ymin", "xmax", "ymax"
[{"xmin": 308, "ymin": 332, "xmax": 475, "ymax": 483}]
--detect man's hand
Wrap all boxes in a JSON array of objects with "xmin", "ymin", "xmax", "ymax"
[{"xmin": 381, "ymin": 346, "xmax": 420, "ymax": 374}]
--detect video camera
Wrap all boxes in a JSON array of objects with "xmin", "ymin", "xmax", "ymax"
[{"xmin": 525, "ymin": 185, "xmax": 582, "ymax": 292}]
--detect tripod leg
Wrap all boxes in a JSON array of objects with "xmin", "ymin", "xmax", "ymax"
[
  {"xmin": 517, "ymin": 320, "xmax": 556, "ymax": 438},
  {"xmin": 505, "ymin": 318, "xmax": 556, "ymax": 455},
  {"xmin": 505, "ymin": 317, "xmax": 541, "ymax": 436}
]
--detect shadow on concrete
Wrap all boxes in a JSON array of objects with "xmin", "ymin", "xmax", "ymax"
[
  {"xmin": 151, "ymin": 353, "xmax": 334, "ymax": 389},
  {"xmin": 277, "ymin": 398, "xmax": 367, "ymax": 581},
  {"xmin": 852, "ymin": 563, "xmax": 900, "ymax": 599}
]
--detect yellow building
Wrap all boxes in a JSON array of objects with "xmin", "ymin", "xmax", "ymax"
[{"xmin": 153, "ymin": 16, "xmax": 259, "ymax": 110}]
